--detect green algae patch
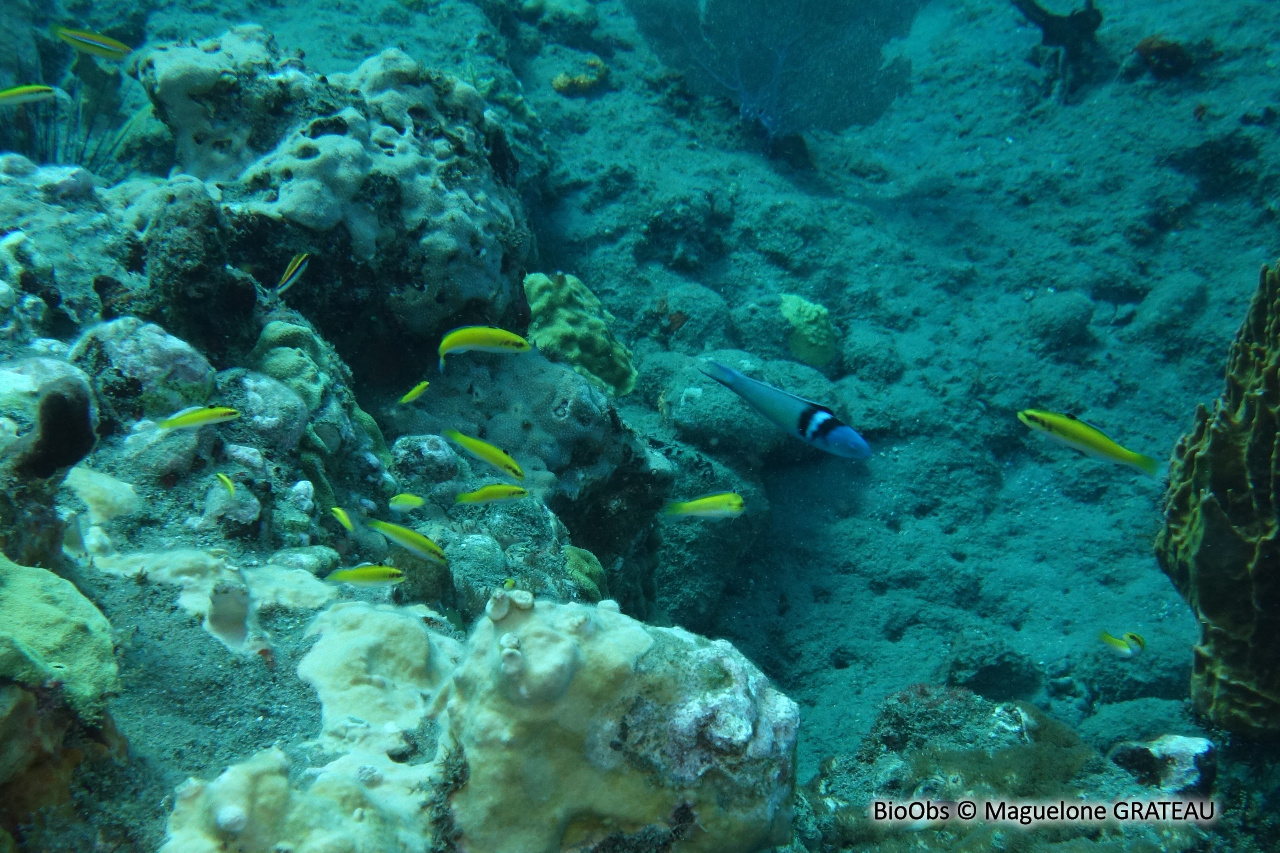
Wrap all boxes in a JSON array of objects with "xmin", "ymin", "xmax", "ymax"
[
  {"xmin": 524, "ymin": 272, "xmax": 637, "ymax": 395},
  {"xmin": 0, "ymin": 557, "xmax": 119, "ymax": 721},
  {"xmin": 779, "ymin": 293, "xmax": 838, "ymax": 367}
]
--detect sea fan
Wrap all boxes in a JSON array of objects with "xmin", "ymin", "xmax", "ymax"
[{"xmin": 623, "ymin": 0, "xmax": 925, "ymax": 139}]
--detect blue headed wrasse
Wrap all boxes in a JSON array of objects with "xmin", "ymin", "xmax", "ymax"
[
  {"xmin": 324, "ymin": 565, "xmax": 405, "ymax": 586},
  {"xmin": 216, "ymin": 473, "xmax": 236, "ymax": 497},
  {"xmin": 455, "ymin": 484, "xmax": 529, "ymax": 505},
  {"xmin": 0, "ymin": 85, "xmax": 56, "ymax": 108},
  {"xmin": 330, "ymin": 507, "xmax": 354, "ymax": 532},
  {"xmin": 662, "ymin": 492, "xmax": 745, "ymax": 519},
  {"xmin": 275, "ymin": 253, "xmax": 309, "ymax": 295},
  {"xmin": 1018, "ymin": 409, "xmax": 1159, "ymax": 476},
  {"xmin": 399, "ymin": 380, "xmax": 430, "ymax": 404},
  {"xmin": 444, "ymin": 429, "xmax": 524, "ymax": 480},
  {"xmin": 389, "ymin": 493, "xmax": 425, "ymax": 511},
  {"xmin": 157, "ymin": 406, "xmax": 240, "ymax": 430},
  {"xmin": 367, "ymin": 519, "xmax": 447, "ymax": 565},
  {"xmin": 700, "ymin": 361, "xmax": 870, "ymax": 459},
  {"xmin": 53, "ymin": 27, "xmax": 132, "ymax": 61},
  {"xmin": 1099, "ymin": 631, "xmax": 1145, "ymax": 658},
  {"xmin": 437, "ymin": 326, "xmax": 530, "ymax": 372}
]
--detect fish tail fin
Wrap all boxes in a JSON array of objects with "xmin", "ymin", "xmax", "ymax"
[
  {"xmin": 661, "ymin": 501, "xmax": 682, "ymax": 516},
  {"xmin": 438, "ymin": 355, "xmax": 446, "ymax": 373},
  {"xmin": 1133, "ymin": 453, "xmax": 1161, "ymax": 477}
]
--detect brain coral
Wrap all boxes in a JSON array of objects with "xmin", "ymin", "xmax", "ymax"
[{"xmin": 1156, "ymin": 260, "xmax": 1280, "ymax": 735}]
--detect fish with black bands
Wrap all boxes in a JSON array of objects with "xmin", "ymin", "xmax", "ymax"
[{"xmin": 700, "ymin": 361, "xmax": 871, "ymax": 459}]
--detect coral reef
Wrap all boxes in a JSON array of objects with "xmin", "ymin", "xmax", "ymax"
[
  {"xmin": 157, "ymin": 594, "xmax": 795, "ymax": 853},
  {"xmin": 135, "ymin": 26, "xmax": 533, "ymax": 373},
  {"xmin": 433, "ymin": 593, "xmax": 797, "ymax": 852},
  {"xmin": 524, "ymin": 271, "xmax": 637, "ymax": 395},
  {"xmin": 1156, "ymin": 260, "xmax": 1280, "ymax": 735}
]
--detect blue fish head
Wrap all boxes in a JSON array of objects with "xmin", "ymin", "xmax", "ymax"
[{"xmin": 817, "ymin": 425, "xmax": 872, "ymax": 460}]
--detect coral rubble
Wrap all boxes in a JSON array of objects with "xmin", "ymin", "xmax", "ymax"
[{"xmin": 1156, "ymin": 261, "xmax": 1280, "ymax": 735}]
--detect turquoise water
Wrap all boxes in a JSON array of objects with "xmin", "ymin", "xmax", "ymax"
[{"xmin": 0, "ymin": 0, "xmax": 1275, "ymax": 850}]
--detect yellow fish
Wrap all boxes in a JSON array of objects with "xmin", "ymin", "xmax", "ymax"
[
  {"xmin": 53, "ymin": 26, "xmax": 132, "ymax": 61},
  {"xmin": 389, "ymin": 493, "xmax": 425, "ymax": 511},
  {"xmin": 1099, "ymin": 631, "xmax": 1145, "ymax": 658},
  {"xmin": 502, "ymin": 577, "xmax": 516, "ymax": 590},
  {"xmin": 399, "ymin": 380, "xmax": 430, "ymax": 404},
  {"xmin": 367, "ymin": 519, "xmax": 447, "ymax": 565},
  {"xmin": 276, "ymin": 253, "xmax": 309, "ymax": 295},
  {"xmin": 0, "ymin": 85, "xmax": 56, "ymax": 108},
  {"xmin": 157, "ymin": 406, "xmax": 240, "ymax": 430},
  {"xmin": 455, "ymin": 484, "xmax": 529, "ymax": 505},
  {"xmin": 216, "ymin": 473, "xmax": 236, "ymax": 497},
  {"xmin": 662, "ymin": 492, "xmax": 745, "ymax": 519},
  {"xmin": 444, "ymin": 429, "xmax": 524, "ymax": 480},
  {"xmin": 1017, "ymin": 410, "xmax": 1159, "ymax": 476},
  {"xmin": 324, "ymin": 565, "xmax": 405, "ymax": 586},
  {"xmin": 437, "ymin": 326, "xmax": 530, "ymax": 372},
  {"xmin": 330, "ymin": 507, "xmax": 354, "ymax": 532}
]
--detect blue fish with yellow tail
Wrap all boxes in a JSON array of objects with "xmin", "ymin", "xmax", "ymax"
[{"xmin": 700, "ymin": 361, "xmax": 871, "ymax": 459}]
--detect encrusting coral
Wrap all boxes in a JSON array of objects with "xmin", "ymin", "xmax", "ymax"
[
  {"xmin": 524, "ymin": 271, "xmax": 637, "ymax": 395},
  {"xmin": 158, "ymin": 592, "xmax": 797, "ymax": 852},
  {"xmin": 1156, "ymin": 260, "xmax": 1280, "ymax": 735}
]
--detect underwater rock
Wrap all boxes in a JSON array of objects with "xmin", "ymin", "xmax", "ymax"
[
  {"xmin": 432, "ymin": 593, "xmax": 797, "ymax": 852},
  {"xmin": 298, "ymin": 601, "xmax": 462, "ymax": 755},
  {"xmin": 1156, "ymin": 260, "xmax": 1280, "ymax": 735},
  {"xmin": 141, "ymin": 178, "xmax": 261, "ymax": 361},
  {"xmin": 391, "ymin": 433, "xmax": 460, "ymax": 482},
  {"xmin": 944, "ymin": 627, "xmax": 1046, "ymax": 702},
  {"xmin": 1026, "ymin": 289, "xmax": 1096, "ymax": 353},
  {"xmin": 1110, "ymin": 734, "xmax": 1216, "ymax": 796},
  {"xmin": 68, "ymin": 316, "xmax": 215, "ymax": 425},
  {"xmin": 0, "ymin": 359, "xmax": 97, "ymax": 565},
  {"xmin": 634, "ymin": 191, "xmax": 731, "ymax": 271},
  {"xmin": 0, "ymin": 555, "xmax": 120, "ymax": 721},
  {"xmin": 219, "ymin": 368, "xmax": 309, "ymax": 453},
  {"xmin": 805, "ymin": 684, "xmax": 1205, "ymax": 849},
  {"xmin": 137, "ymin": 26, "xmax": 532, "ymax": 369},
  {"xmin": 158, "ymin": 746, "xmax": 438, "ymax": 853},
  {"xmin": 639, "ymin": 279, "xmax": 731, "ymax": 354},
  {"xmin": 524, "ymin": 271, "xmax": 637, "ymax": 395}
]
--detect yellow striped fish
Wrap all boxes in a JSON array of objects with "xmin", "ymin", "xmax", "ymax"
[
  {"xmin": 324, "ymin": 565, "xmax": 405, "ymax": 586},
  {"xmin": 1017, "ymin": 409, "xmax": 1159, "ymax": 476},
  {"xmin": 216, "ymin": 473, "xmax": 236, "ymax": 497},
  {"xmin": 662, "ymin": 492, "xmax": 745, "ymax": 519},
  {"xmin": 157, "ymin": 406, "xmax": 240, "ymax": 430},
  {"xmin": 1099, "ymin": 631, "xmax": 1145, "ymax": 658},
  {"xmin": 276, "ymin": 253, "xmax": 309, "ymax": 295},
  {"xmin": 444, "ymin": 429, "xmax": 524, "ymax": 480},
  {"xmin": 455, "ymin": 484, "xmax": 529, "ymax": 505},
  {"xmin": 367, "ymin": 519, "xmax": 447, "ymax": 565},
  {"xmin": 330, "ymin": 507, "xmax": 354, "ymax": 532},
  {"xmin": 0, "ymin": 85, "xmax": 56, "ymax": 108},
  {"xmin": 54, "ymin": 27, "xmax": 132, "ymax": 61},
  {"xmin": 437, "ymin": 326, "xmax": 530, "ymax": 372},
  {"xmin": 399, "ymin": 380, "xmax": 430, "ymax": 404}
]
